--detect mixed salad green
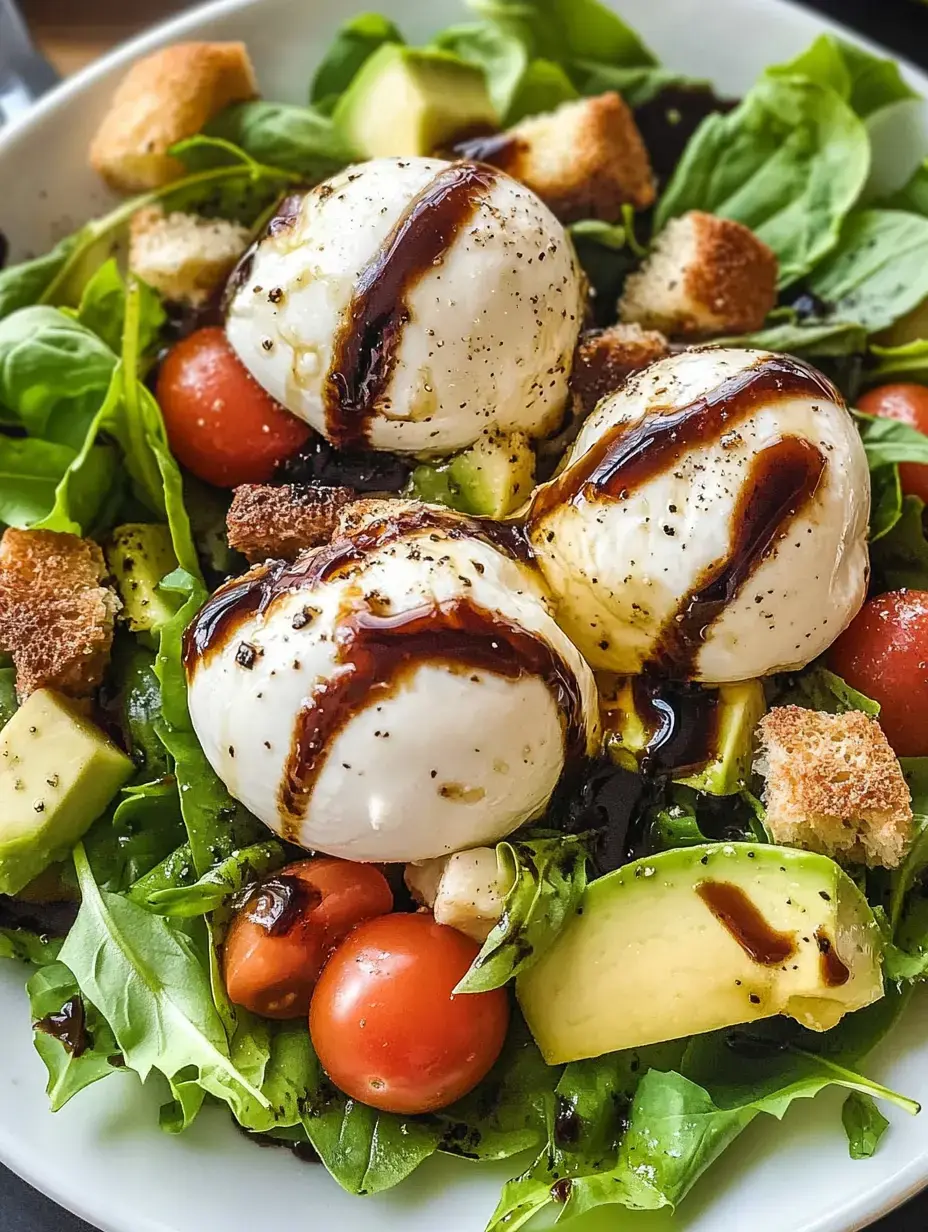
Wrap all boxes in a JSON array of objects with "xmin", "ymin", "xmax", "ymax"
[{"xmin": 4, "ymin": 1, "xmax": 928, "ymax": 1228}]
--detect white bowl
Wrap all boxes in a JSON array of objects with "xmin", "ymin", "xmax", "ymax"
[{"xmin": 2, "ymin": 2, "xmax": 928, "ymax": 1230}]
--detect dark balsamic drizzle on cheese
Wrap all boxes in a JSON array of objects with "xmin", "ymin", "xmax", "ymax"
[
  {"xmin": 323, "ymin": 161, "xmax": 498, "ymax": 449},
  {"xmin": 277, "ymin": 595, "xmax": 588, "ymax": 833}
]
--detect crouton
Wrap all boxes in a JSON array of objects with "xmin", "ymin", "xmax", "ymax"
[
  {"xmin": 335, "ymin": 497, "xmax": 410, "ymax": 537},
  {"xmin": 755, "ymin": 706, "xmax": 913, "ymax": 869},
  {"xmin": 89, "ymin": 42, "xmax": 258, "ymax": 193},
  {"xmin": 0, "ymin": 529, "xmax": 119, "ymax": 700},
  {"xmin": 458, "ymin": 92, "xmax": 654, "ymax": 221},
  {"xmin": 619, "ymin": 211, "xmax": 778, "ymax": 338},
  {"xmin": 226, "ymin": 484, "xmax": 356, "ymax": 563},
  {"xmin": 129, "ymin": 207, "xmax": 251, "ymax": 308},
  {"xmin": 570, "ymin": 323, "xmax": 670, "ymax": 418}
]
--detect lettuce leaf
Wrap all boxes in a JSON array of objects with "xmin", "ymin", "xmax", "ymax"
[{"xmin": 656, "ymin": 74, "xmax": 870, "ymax": 286}]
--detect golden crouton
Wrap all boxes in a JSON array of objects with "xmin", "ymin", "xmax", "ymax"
[
  {"xmin": 335, "ymin": 497, "xmax": 410, "ymax": 537},
  {"xmin": 89, "ymin": 42, "xmax": 258, "ymax": 193},
  {"xmin": 619, "ymin": 211, "xmax": 778, "ymax": 337},
  {"xmin": 570, "ymin": 323, "xmax": 670, "ymax": 418},
  {"xmin": 755, "ymin": 706, "xmax": 913, "ymax": 869},
  {"xmin": 0, "ymin": 529, "xmax": 119, "ymax": 700},
  {"xmin": 459, "ymin": 93, "xmax": 654, "ymax": 221},
  {"xmin": 226, "ymin": 484, "xmax": 356, "ymax": 563},
  {"xmin": 129, "ymin": 207, "xmax": 251, "ymax": 307}
]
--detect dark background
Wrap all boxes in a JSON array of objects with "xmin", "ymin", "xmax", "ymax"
[{"xmin": 4, "ymin": 0, "xmax": 928, "ymax": 1227}]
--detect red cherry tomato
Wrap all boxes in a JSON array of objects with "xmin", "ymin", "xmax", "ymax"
[
  {"xmin": 156, "ymin": 327, "xmax": 310, "ymax": 487},
  {"xmin": 829, "ymin": 590, "xmax": 928, "ymax": 757},
  {"xmin": 223, "ymin": 858, "xmax": 393, "ymax": 1019},
  {"xmin": 858, "ymin": 384, "xmax": 928, "ymax": 504},
  {"xmin": 309, "ymin": 913, "xmax": 510, "ymax": 1114}
]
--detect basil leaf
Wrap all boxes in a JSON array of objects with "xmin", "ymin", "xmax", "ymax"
[
  {"xmin": 143, "ymin": 841, "xmax": 287, "ymax": 917},
  {"xmin": 803, "ymin": 210, "xmax": 928, "ymax": 333},
  {"xmin": 456, "ymin": 834, "xmax": 589, "ymax": 993},
  {"xmin": 843, "ymin": 1091, "xmax": 890, "ymax": 1159},
  {"xmin": 311, "ymin": 13, "xmax": 404, "ymax": 103},
  {"xmin": 656, "ymin": 75, "xmax": 870, "ymax": 287},
  {"xmin": 27, "ymin": 961, "xmax": 121, "ymax": 1111}
]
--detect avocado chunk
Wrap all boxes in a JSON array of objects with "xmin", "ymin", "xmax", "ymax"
[
  {"xmin": 408, "ymin": 431, "xmax": 536, "ymax": 517},
  {"xmin": 0, "ymin": 689, "xmax": 133, "ymax": 896},
  {"xmin": 517, "ymin": 842, "xmax": 883, "ymax": 1064},
  {"xmin": 105, "ymin": 523, "xmax": 178, "ymax": 642},
  {"xmin": 605, "ymin": 678, "xmax": 765, "ymax": 795},
  {"xmin": 333, "ymin": 44, "xmax": 497, "ymax": 158}
]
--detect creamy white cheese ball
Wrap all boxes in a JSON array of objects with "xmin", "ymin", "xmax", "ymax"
[
  {"xmin": 185, "ymin": 506, "xmax": 600, "ymax": 861},
  {"xmin": 224, "ymin": 157, "xmax": 584, "ymax": 456},
  {"xmin": 527, "ymin": 348, "xmax": 870, "ymax": 683}
]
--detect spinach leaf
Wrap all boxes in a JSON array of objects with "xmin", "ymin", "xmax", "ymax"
[
  {"xmin": 843, "ymin": 1091, "xmax": 890, "ymax": 1158},
  {"xmin": 76, "ymin": 259, "xmax": 166, "ymax": 359},
  {"xmin": 503, "ymin": 57, "xmax": 577, "ymax": 122},
  {"xmin": 155, "ymin": 571, "xmax": 264, "ymax": 875},
  {"xmin": 886, "ymin": 159, "xmax": 928, "ymax": 217},
  {"xmin": 457, "ymin": 834, "xmax": 589, "ymax": 993},
  {"xmin": 870, "ymin": 464, "xmax": 904, "ymax": 542},
  {"xmin": 436, "ymin": 1016, "xmax": 556, "ymax": 1160},
  {"xmin": 0, "ymin": 434, "xmax": 114, "ymax": 530},
  {"xmin": 0, "ymin": 927, "xmax": 61, "ymax": 965},
  {"xmin": 776, "ymin": 665, "xmax": 880, "ymax": 716},
  {"xmin": 711, "ymin": 317, "xmax": 867, "ymax": 357},
  {"xmin": 802, "ymin": 210, "xmax": 928, "ymax": 333},
  {"xmin": 0, "ymin": 234, "xmax": 81, "ymax": 319},
  {"xmin": 205, "ymin": 102, "xmax": 358, "ymax": 179},
  {"xmin": 869, "ymin": 339, "xmax": 928, "ymax": 385},
  {"xmin": 571, "ymin": 61, "xmax": 705, "ymax": 109},
  {"xmin": 434, "ymin": 23, "xmax": 529, "ymax": 119},
  {"xmin": 656, "ymin": 75, "xmax": 870, "ymax": 286},
  {"xmin": 470, "ymin": 0, "xmax": 656, "ymax": 71},
  {"xmin": 127, "ymin": 842, "xmax": 196, "ymax": 902},
  {"xmin": 771, "ymin": 34, "xmax": 919, "ymax": 118},
  {"xmin": 855, "ymin": 410, "xmax": 928, "ymax": 467},
  {"xmin": 870, "ymin": 495, "xmax": 928, "ymax": 592},
  {"xmin": 311, "ymin": 13, "xmax": 404, "ymax": 104},
  {"xmin": 60, "ymin": 843, "xmax": 269, "ymax": 1124},
  {"xmin": 0, "ymin": 664, "xmax": 17, "ymax": 730},
  {"xmin": 143, "ymin": 841, "xmax": 286, "ymax": 917},
  {"xmin": 27, "ymin": 961, "xmax": 121, "ymax": 1111}
]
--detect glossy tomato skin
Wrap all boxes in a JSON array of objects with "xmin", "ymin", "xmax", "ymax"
[
  {"xmin": 829, "ymin": 589, "xmax": 928, "ymax": 757},
  {"xmin": 156, "ymin": 327, "xmax": 310, "ymax": 487},
  {"xmin": 858, "ymin": 384, "xmax": 928, "ymax": 504},
  {"xmin": 223, "ymin": 858, "xmax": 393, "ymax": 1020},
  {"xmin": 309, "ymin": 913, "xmax": 510, "ymax": 1114}
]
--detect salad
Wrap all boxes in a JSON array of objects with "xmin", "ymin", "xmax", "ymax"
[{"xmin": 3, "ymin": 1, "xmax": 928, "ymax": 1227}]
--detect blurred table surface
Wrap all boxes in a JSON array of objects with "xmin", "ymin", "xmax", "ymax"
[{"xmin": 7, "ymin": 0, "xmax": 928, "ymax": 1230}]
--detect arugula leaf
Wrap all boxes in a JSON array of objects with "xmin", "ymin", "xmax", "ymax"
[
  {"xmin": 311, "ymin": 13, "xmax": 404, "ymax": 104},
  {"xmin": 0, "ymin": 927, "xmax": 61, "ymax": 965},
  {"xmin": 656, "ymin": 75, "xmax": 870, "ymax": 286},
  {"xmin": 711, "ymin": 317, "xmax": 867, "ymax": 357},
  {"xmin": 869, "ymin": 338, "xmax": 928, "ymax": 385},
  {"xmin": 456, "ymin": 834, "xmax": 589, "ymax": 993},
  {"xmin": 143, "ymin": 841, "xmax": 287, "ymax": 917},
  {"xmin": 154, "ymin": 571, "xmax": 264, "ymax": 876},
  {"xmin": 843, "ymin": 1091, "xmax": 891, "ymax": 1158},
  {"xmin": 870, "ymin": 495, "xmax": 928, "ymax": 592},
  {"xmin": 855, "ymin": 410, "xmax": 928, "ymax": 467},
  {"xmin": 568, "ymin": 219, "xmax": 627, "ymax": 250},
  {"xmin": 771, "ymin": 34, "xmax": 919, "ymax": 119},
  {"xmin": 802, "ymin": 210, "xmax": 928, "ymax": 333},
  {"xmin": 60, "ymin": 843, "xmax": 268, "ymax": 1125},
  {"xmin": 204, "ymin": 102, "xmax": 358, "ymax": 179},
  {"xmin": 776, "ymin": 664, "xmax": 880, "ymax": 716},
  {"xmin": 27, "ymin": 961, "xmax": 121, "ymax": 1111}
]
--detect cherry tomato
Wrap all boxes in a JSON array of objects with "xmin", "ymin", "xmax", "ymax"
[
  {"xmin": 857, "ymin": 384, "xmax": 928, "ymax": 504},
  {"xmin": 309, "ymin": 913, "xmax": 510, "ymax": 1114},
  {"xmin": 223, "ymin": 858, "xmax": 393, "ymax": 1019},
  {"xmin": 829, "ymin": 589, "xmax": 928, "ymax": 757},
  {"xmin": 156, "ymin": 327, "xmax": 310, "ymax": 487}
]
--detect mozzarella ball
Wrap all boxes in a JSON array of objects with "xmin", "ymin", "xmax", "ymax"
[
  {"xmin": 224, "ymin": 157, "xmax": 584, "ymax": 456},
  {"xmin": 527, "ymin": 348, "xmax": 870, "ymax": 682},
  {"xmin": 185, "ymin": 506, "xmax": 599, "ymax": 861}
]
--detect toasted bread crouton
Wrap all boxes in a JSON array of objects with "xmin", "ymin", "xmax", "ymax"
[
  {"xmin": 570, "ymin": 323, "xmax": 670, "ymax": 418},
  {"xmin": 129, "ymin": 207, "xmax": 251, "ymax": 308},
  {"xmin": 335, "ymin": 497, "xmax": 409, "ymax": 537},
  {"xmin": 227, "ymin": 484, "xmax": 356, "ymax": 563},
  {"xmin": 619, "ymin": 211, "xmax": 778, "ymax": 338},
  {"xmin": 0, "ymin": 529, "xmax": 119, "ymax": 700},
  {"xmin": 90, "ymin": 42, "xmax": 258, "ymax": 193},
  {"xmin": 459, "ymin": 93, "xmax": 654, "ymax": 221},
  {"xmin": 755, "ymin": 706, "xmax": 912, "ymax": 869}
]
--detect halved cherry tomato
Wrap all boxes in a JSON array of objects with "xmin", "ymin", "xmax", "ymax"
[
  {"xmin": 156, "ymin": 327, "xmax": 310, "ymax": 487},
  {"xmin": 829, "ymin": 589, "xmax": 928, "ymax": 757},
  {"xmin": 309, "ymin": 913, "xmax": 509, "ymax": 1114},
  {"xmin": 858, "ymin": 384, "xmax": 928, "ymax": 504},
  {"xmin": 223, "ymin": 858, "xmax": 393, "ymax": 1019}
]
